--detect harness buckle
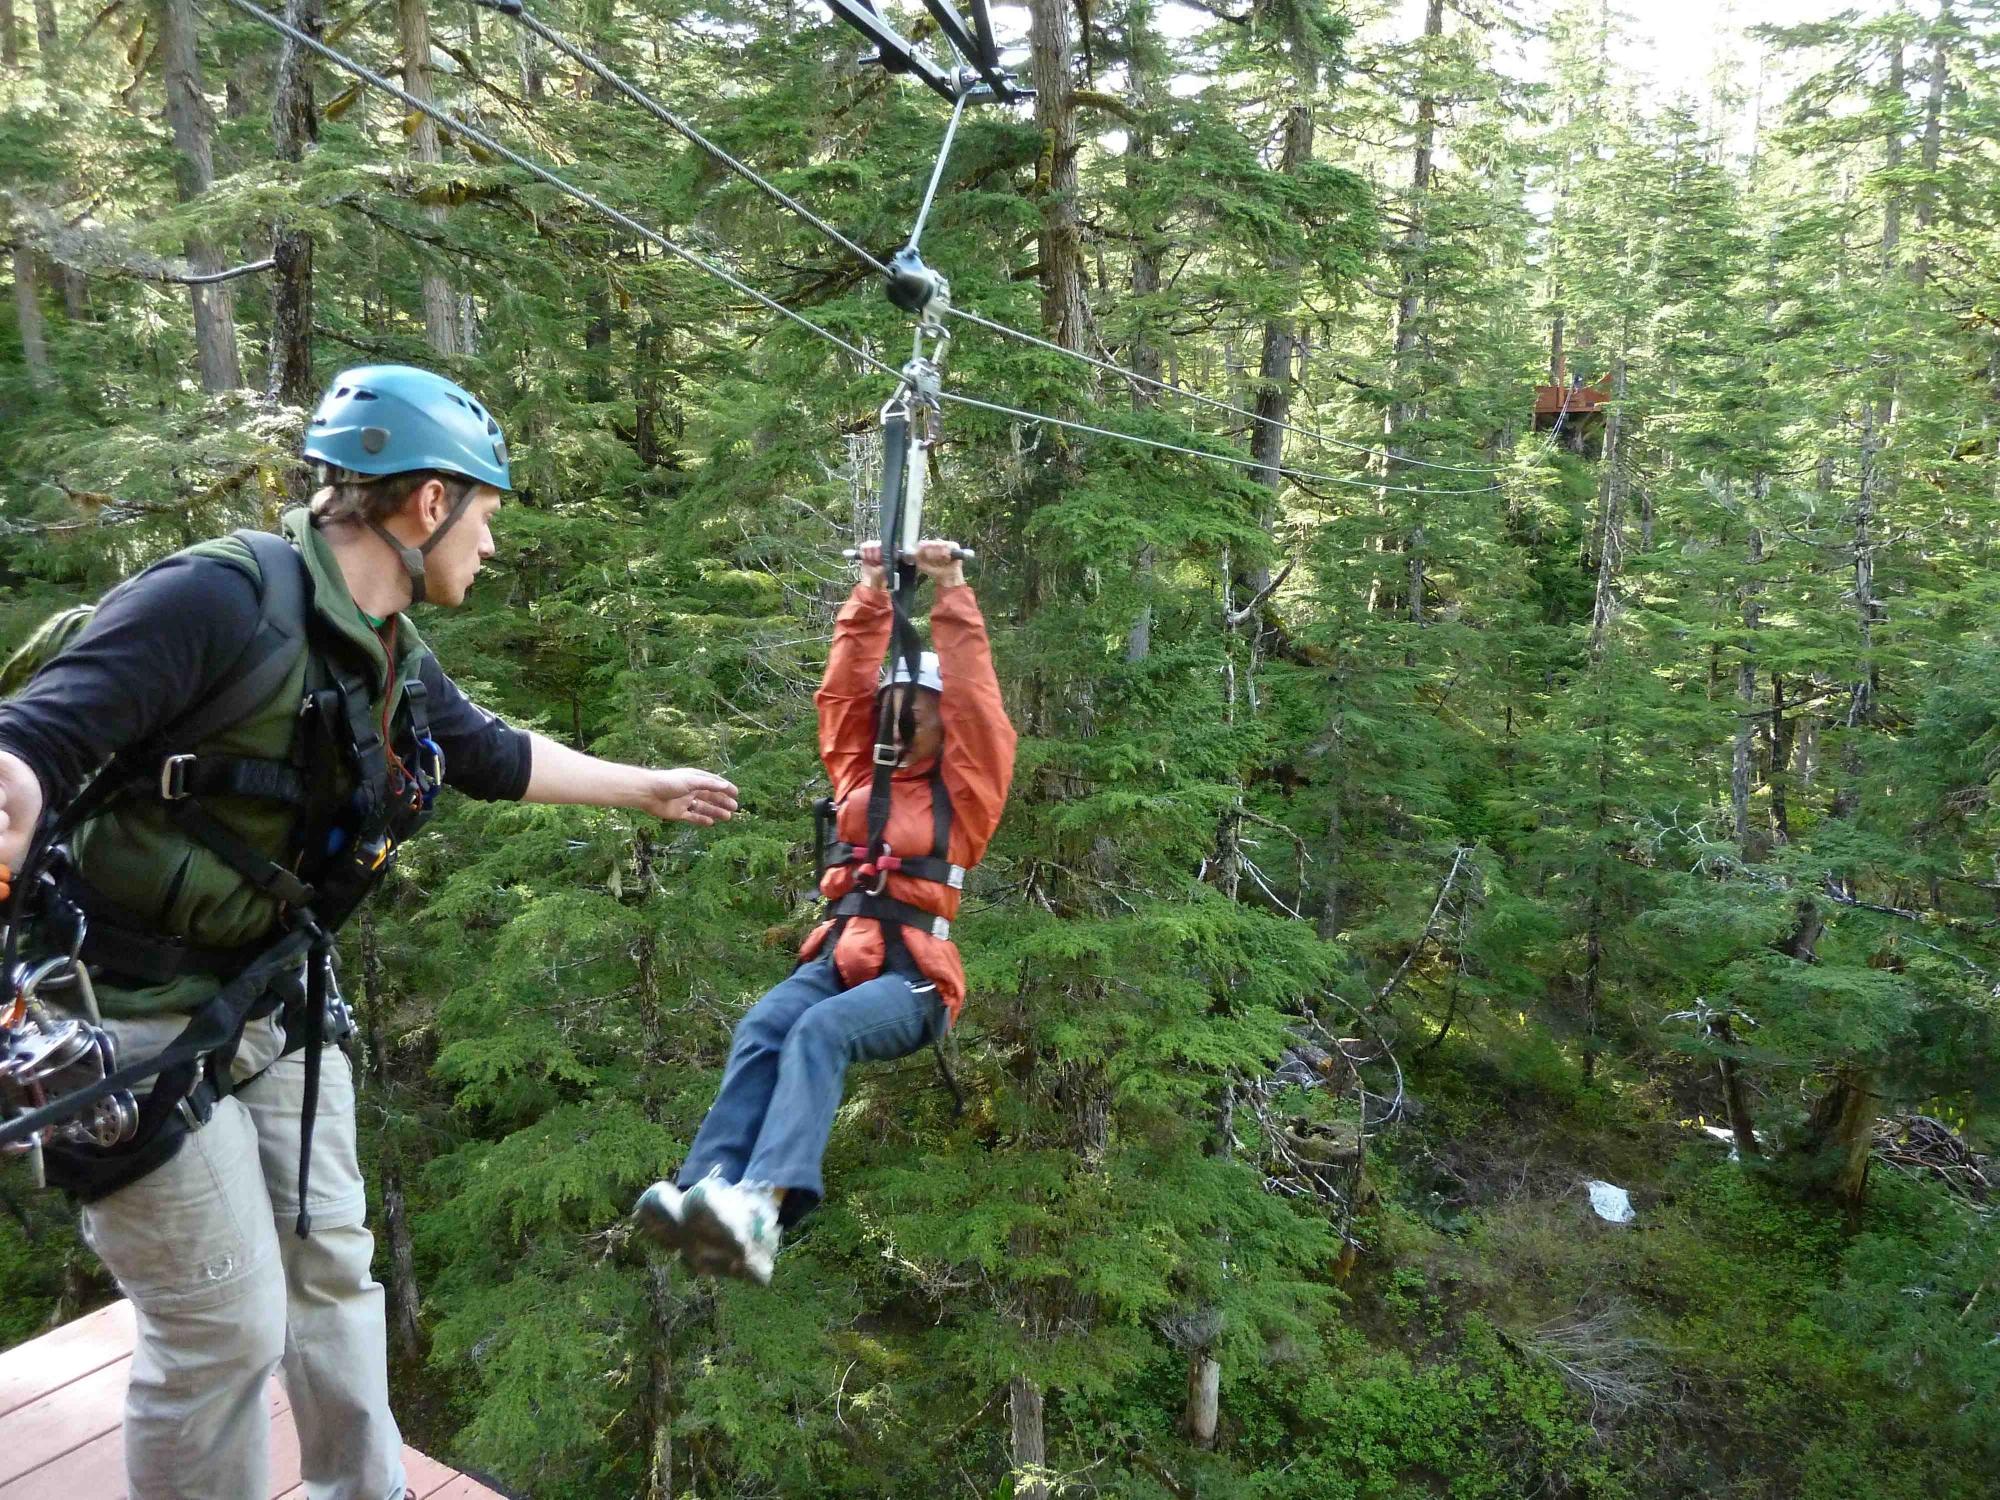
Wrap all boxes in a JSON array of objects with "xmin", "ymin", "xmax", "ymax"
[
  {"xmin": 873, "ymin": 742, "xmax": 900, "ymax": 767},
  {"xmin": 159, "ymin": 754, "xmax": 196, "ymax": 801},
  {"xmin": 929, "ymin": 915, "xmax": 950, "ymax": 941}
]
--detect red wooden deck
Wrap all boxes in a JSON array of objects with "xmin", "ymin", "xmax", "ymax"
[{"xmin": 0, "ymin": 1300, "xmax": 503, "ymax": 1498}]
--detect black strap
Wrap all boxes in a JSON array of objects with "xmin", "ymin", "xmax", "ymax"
[
  {"xmin": 165, "ymin": 800, "xmax": 317, "ymax": 909},
  {"xmin": 294, "ymin": 926, "xmax": 330, "ymax": 1237},
  {"xmin": 829, "ymin": 890, "xmax": 950, "ymax": 940},
  {"xmin": 0, "ymin": 925, "xmax": 317, "ymax": 1152},
  {"xmin": 143, "ymin": 530, "xmax": 312, "ymax": 753},
  {"xmin": 821, "ymin": 766, "xmax": 961, "ymax": 887},
  {"xmin": 161, "ymin": 754, "xmax": 307, "ymax": 806},
  {"xmin": 52, "ymin": 871, "xmax": 267, "ymax": 985},
  {"xmin": 823, "ymin": 843, "xmax": 962, "ymax": 886}
]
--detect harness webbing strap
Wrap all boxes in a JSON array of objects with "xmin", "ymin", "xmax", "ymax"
[
  {"xmin": 829, "ymin": 890, "xmax": 950, "ymax": 941},
  {"xmin": 164, "ymin": 801, "xmax": 317, "ymax": 909},
  {"xmin": 822, "ymin": 766, "xmax": 961, "ymax": 888},
  {"xmin": 159, "ymin": 755, "xmax": 308, "ymax": 806}
]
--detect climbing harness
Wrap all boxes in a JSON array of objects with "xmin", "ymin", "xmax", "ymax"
[{"xmin": 0, "ymin": 529, "xmax": 441, "ymax": 1231}]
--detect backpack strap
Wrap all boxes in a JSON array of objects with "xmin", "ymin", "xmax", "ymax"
[{"xmin": 151, "ymin": 531, "xmax": 312, "ymax": 752}]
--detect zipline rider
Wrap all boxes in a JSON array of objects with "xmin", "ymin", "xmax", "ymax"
[{"xmin": 0, "ymin": 365, "xmax": 740, "ymax": 1500}]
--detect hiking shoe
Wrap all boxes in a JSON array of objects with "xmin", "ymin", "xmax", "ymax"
[
  {"xmin": 633, "ymin": 1180, "xmax": 692, "ymax": 1254},
  {"xmin": 680, "ymin": 1174, "xmax": 783, "ymax": 1285}
]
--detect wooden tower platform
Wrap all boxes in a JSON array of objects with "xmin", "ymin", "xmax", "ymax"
[{"xmin": 0, "ymin": 1300, "xmax": 505, "ymax": 1498}]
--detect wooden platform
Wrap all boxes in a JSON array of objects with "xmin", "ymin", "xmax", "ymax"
[{"xmin": 0, "ymin": 1300, "xmax": 503, "ymax": 1498}]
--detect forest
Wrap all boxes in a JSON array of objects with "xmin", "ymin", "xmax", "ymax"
[{"xmin": 4, "ymin": 0, "xmax": 2000, "ymax": 1495}]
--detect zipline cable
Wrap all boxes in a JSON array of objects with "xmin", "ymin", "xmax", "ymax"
[
  {"xmin": 216, "ymin": 0, "xmax": 902, "ymax": 379},
  {"xmin": 938, "ymin": 390, "xmax": 1496, "ymax": 494},
  {"xmin": 217, "ymin": 0, "xmax": 1496, "ymax": 499},
  {"xmin": 945, "ymin": 307, "xmax": 1504, "ymax": 481},
  {"xmin": 486, "ymin": 4, "xmax": 892, "ymax": 279},
  {"xmin": 478, "ymin": 1, "xmax": 1505, "ymax": 485}
]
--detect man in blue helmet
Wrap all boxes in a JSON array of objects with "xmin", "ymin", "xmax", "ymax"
[{"xmin": 0, "ymin": 366, "xmax": 740, "ymax": 1500}]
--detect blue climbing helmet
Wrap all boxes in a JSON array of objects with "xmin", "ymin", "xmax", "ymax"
[
  {"xmin": 304, "ymin": 364, "xmax": 511, "ymax": 490},
  {"xmin": 303, "ymin": 366, "xmax": 512, "ymax": 604}
]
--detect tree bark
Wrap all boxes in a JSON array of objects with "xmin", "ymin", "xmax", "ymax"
[
  {"xmin": 1389, "ymin": 0, "xmax": 1444, "ymax": 625},
  {"xmin": 398, "ymin": 0, "xmax": 461, "ymax": 358},
  {"xmin": 2, "ymin": 0, "xmax": 16, "ymax": 67},
  {"xmin": 1805, "ymin": 1068, "xmax": 1875, "ymax": 1228},
  {"xmin": 1123, "ymin": 1, "xmax": 1164, "ymax": 664},
  {"xmin": 1185, "ymin": 1354, "xmax": 1221, "ymax": 1449},
  {"xmin": 33, "ymin": 0, "xmax": 87, "ymax": 320},
  {"xmin": 1010, "ymin": 1373, "xmax": 1048, "ymax": 1500},
  {"xmin": 160, "ymin": 0, "xmax": 243, "ymax": 390},
  {"xmin": 267, "ymin": 0, "xmax": 319, "ymax": 408},
  {"xmin": 12, "ymin": 245, "xmax": 50, "ymax": 386},
  {"xmin": 1244, "ymin": 1, "xmax": 1322, "ymax": 607},
  {"xmin": 1732, "ymin": 524, "xmax": 1764, "ymax": 857},
  {"xmin": 1028, "ymin": 0, "xmax": 1085, "ymax": 355},
  {"xmin": 1587, "ymin": 348, "xmax": 1628, "ymax": 666},
  {"xmin": 1712, "ymin": 1015, "xmax": 1761, "ymax": 1160},
  {"xmin": 1912, "ymin": 6, "xmax": 1949, "ymax": 288},
  {"xmin": 643, "ymin": 1264, "xmax": 675, "ymax": 1500}
]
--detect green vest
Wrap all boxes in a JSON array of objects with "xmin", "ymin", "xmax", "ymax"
[{"xmin": 71, "ymin": 509, "xmax": 430, "ymax": 1019}]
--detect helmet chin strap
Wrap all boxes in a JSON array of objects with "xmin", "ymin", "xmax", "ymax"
[{"xmin": 364, "ymin": 483, "xmax": 481, "ymax": 606}]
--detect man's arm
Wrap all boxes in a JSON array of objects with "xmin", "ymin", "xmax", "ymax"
[
  {"xmin": 0, "ymin": 555, "xmax": 261, "ymax": 874},
  {"xmin": 522, "ymin": 733, "xmax": 739, "ymax": 826},
  {"xmin": 415, "ymin": 661, "xmax": 738, "ymax": 824}
]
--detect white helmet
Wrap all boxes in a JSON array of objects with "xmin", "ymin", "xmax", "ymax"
[{"xmin": 882, "ymin": 651, "xmax": 943, "ymax": 694}]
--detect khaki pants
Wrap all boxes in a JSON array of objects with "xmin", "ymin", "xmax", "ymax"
[{"xmin": 78, "ymin": 1015, "xmax": 406, "ymax": 1500}]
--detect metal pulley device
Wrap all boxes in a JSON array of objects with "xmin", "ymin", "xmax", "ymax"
[
  {"xmin": 2, "ymin": 930, "xmax": 140, "ymax": 1184},
  {"xmin": 846, "ymin": 248, "xmax": 972, "ymax": 585}
]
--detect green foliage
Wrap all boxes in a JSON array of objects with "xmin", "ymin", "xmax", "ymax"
[{"xmin": 7, "ymin": 0, "xmax": 2000, "ymax": 1495}]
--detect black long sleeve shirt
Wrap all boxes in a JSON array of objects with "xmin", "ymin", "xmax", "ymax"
[{"xmin": 0, "ymin": 552, "xmax": 532, "ymax": 810}]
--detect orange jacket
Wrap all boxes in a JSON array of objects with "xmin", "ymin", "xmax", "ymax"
[{"xmin": 797, "ymin": 583, "xmax": 1016, "ymax": 1022}]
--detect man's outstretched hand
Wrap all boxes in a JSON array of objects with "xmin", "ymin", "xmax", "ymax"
[{"xmin": 635, "ymin": 768, "xmax": 741, "ymax": 827}]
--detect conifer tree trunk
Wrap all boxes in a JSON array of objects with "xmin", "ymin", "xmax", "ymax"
[
  {"xmin": 1806, "ymin": 1066, "xmax": 1874, "ymax": 1229},
  {"xmin": 1123, "ymin": 0, "xmax": 1162, "ymax": 664},
  {"xmin": 1010, "ymin": 1373, "xmax": 1047, "ymax": 1500},
  {"xmin": 1588, "ymin": 348, "xmax": 1627, "ymax": 665},
  {"xmin": 11, "ymin": 246, "xmax": 50, "ymax": 385},
  {"xmin": 1913, "ymin": 6, "xmax": 1949, "ymax": 289},
  {"xmin": 1245, "ymin": 0, "xmax": 1321, "ymax": 604},
  {"xmin": 643, "ymin": 1263, "xmax": 674, "ymax": 1500},
  {"xmin": 1805, "ymin": 55, "xmax": 1908, "ymax": 1227},
  {"xmin": 1732, "ymin": 524, "xmax": 1763, "ymax": 855},
  {"xmin": 1713, "ymin": 1013, "xmax": 1761, "ymax": 1161},
  {"xmin": 1006, "ymin": 11, "xmax": 1094, "ymax": 1485},
  {"xmin": 161, "ymin": 0, "xmax": 243, "ymax": 391},
  {"xmin": 1029, "ymin": 0, "xmax": 1084, "ymax": 352},
  {"xmin": 1, "ymin": 0, "xmax": 15, "ymax": 67},
  {"xmin": 1389, "ymin": 0, "xmax": 1443, "ymax": 623},
  {"xmin": 399, "ymin": 0, "xmax": 461, "ymax": 358},
  {"xmin": 35, "ymin": 0, "xmax": 87, "ymax": 320},
  {"xmin": 267, "ymin": 0, "xmax": 319, "ymax": 408}
]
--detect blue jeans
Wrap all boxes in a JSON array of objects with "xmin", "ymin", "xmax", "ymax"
[{"xmin": 678, "ymin": 955, "xmax": 944, "ymax": 1222}]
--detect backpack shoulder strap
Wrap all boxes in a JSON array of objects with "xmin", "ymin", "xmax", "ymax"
[{"xmin": 153, "ymin": 531, "xmax": 314, "ymax": 751}]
